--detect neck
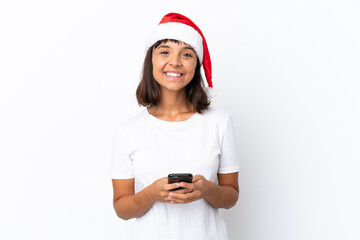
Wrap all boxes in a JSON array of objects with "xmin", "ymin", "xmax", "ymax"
[{"xmin": 153, "ymin": 89, "xmax": 195, "ymax": 115}]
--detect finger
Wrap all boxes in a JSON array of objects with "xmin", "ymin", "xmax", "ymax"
[
  {"xmin": 192, "ymin": 174, "xmax": 204, "ymax": 183},
  {"xmin": 164, "ymin": 183, "xmax": 180, "ymax": 191},
  {"xmin": 168, "ymin": 191, "xmax": 198, "ymax": 201},
  {"xmin": 169, "ymin": 195, "xmax": 200, "ymax": 204},
  {"xmin": 172, "ymin": 188, "xmax": 193, "ymax": 194},
  {"xmin": 178, "ymin": 182, "xmax": 195, "ymax": 190}
]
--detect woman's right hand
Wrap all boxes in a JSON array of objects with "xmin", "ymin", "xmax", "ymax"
[{"xmin": 148, "ymin": 177, "xmax": 185, "ymax": 203}]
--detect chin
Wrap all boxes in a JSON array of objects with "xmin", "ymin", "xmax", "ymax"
[{"xmin": 161, "ymin": 85, "xmax": 186, "ymax": 92}]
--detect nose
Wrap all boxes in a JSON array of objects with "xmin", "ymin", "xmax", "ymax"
[{"xmin": 169, "ymin": 54, "xmax": 181, "ymax": 67}]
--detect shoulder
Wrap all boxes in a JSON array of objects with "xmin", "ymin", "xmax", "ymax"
[
  {"xmin": 202, "ymin": 106, "xmax": 231, "ymax": 122},
  {"xmin": 199, "ymin": 106, "xmax": 233, "ymax": 132}
]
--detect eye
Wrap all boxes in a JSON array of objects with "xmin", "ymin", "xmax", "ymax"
[
  {"xmin": 160, "ymin": 51, "xmax": 169, "ymax": 55},
  {"xmin": 183, "ymin": 53, "xmax": 193, "ymax": 57}
]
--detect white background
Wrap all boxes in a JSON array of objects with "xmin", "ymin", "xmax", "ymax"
[{"xmin": 0, "ymin": 0, "xmax": 359, "ymax": 239}]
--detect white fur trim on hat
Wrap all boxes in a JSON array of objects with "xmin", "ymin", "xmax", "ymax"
[{"xmin": 146, "ymin": 22, "xmax": 204, "ymax": 63}]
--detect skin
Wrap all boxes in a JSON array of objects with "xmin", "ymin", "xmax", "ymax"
[
  {"xmin": 150, "ymin": 41, "xmax": 198, "ymax": 121},
  {"xmin": 112, "ymin": 41, "xmax": 239, "ymax": 220}
]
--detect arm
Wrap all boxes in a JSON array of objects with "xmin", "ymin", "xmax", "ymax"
[
  {"xmin": 112, "ymin": 177, "xmax": 179, "ymax": 220},
  {"xmin": 205, "ymin": 172, "xmax": 239, "ymax": 209},
  {"xmin": 168, "ymin": 172, "xmax": 239, "ymax": 209},
  {"xmin": 112, "ymin": 178, "xmax": 152, "ymax": 220}
]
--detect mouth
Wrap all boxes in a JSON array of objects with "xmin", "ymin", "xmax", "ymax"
[{"xmin": 164, "ymin": 72, "xmax": 183, "ymax": 77}]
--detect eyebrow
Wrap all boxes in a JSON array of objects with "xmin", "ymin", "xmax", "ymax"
[
  {"xmin": 183, "ymin": 46, "xmax": 195, "ymax": 51},
  {"xmin": 158, "ymin": 44, "xmax": 195, "ymax": 51},
  {"xmin": 158, "ymin": 45, "xmax": 170, "ymax": 49}
]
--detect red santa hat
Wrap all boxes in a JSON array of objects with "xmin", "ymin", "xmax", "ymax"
[{"xmin": 146, "ymin": 13, "xmax": 213, "ymax": 88}]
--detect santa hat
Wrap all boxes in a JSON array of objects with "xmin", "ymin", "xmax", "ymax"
[{"xmin": 146, "ymin": 13, "xmax": 213, "ymax": 88}]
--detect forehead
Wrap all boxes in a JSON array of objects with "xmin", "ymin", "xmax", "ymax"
[{"xmin": 155, "ymin": 39, "xmax": 194, "ymax": 50}]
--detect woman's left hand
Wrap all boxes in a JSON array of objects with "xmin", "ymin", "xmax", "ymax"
[{"xmin": 167, "ymin": 174, "xmax": 212, "ymax": 204}]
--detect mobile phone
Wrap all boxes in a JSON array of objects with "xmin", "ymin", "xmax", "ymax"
[{"xmin": 168, "ymin": 173, "xmax": 193, "ymax": 190}]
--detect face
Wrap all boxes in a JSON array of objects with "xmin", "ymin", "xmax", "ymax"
[{"xmin": 152, "ymin": 41, "xmax": 197, "ymax": 93}]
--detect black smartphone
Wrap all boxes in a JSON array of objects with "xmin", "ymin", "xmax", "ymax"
[{"xmin": 168, "ymin": 173, "xmax": 193, "ymax": 190}]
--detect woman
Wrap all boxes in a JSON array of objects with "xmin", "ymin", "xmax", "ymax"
[{"xmin": 111, "ymin": 13, "xmax": 239, "ymax": 239}]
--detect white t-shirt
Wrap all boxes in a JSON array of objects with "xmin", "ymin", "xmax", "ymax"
[{"xmin": 111, "ymin": 106, "xmax": 239, "ymax": 240}]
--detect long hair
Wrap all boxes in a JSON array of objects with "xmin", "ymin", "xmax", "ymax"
[{"xmin": 136, "ymin": 39, "xmax": 210, "ymax": 113}]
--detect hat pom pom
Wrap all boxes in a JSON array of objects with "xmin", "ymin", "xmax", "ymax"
[{"xmin": 205, "ymin": 86, "xmax": 216, "ymax": 99}]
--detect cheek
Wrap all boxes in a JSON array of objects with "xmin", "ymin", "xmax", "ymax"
[
  {"xmin": 152, "ymin": 57, "xmax": 165, "ymax": 72},
  {"xmin": 152, "ymin": 60, "xmax": 161, "ymax": 77},
  {"xmin": 152, "ymin": 60, "xmax": 166, "ymax": 83},
  {"xmin": 187, "ymin": 62, "xmax": 197, "ymax": 78},
  {"xmin": 151, "ymin": 58, "xmax": 157, "ymax": 71}
]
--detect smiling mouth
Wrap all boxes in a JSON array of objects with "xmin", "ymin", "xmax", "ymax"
[{"xmin": 165, "ymin": 72, "xmax": 183, "ymax": 77}]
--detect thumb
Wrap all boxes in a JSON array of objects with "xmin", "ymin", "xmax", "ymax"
[{"xmin": 192, "ymin": 174, "xmax": 204, "ymax": 183}]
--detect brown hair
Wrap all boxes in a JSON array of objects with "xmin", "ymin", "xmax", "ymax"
[{"xmin": 136, "ymin": 39, "xmax": 210, "ymax": 113}]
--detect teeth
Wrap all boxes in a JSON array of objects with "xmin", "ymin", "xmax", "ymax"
[{"xmin": 166, "ymin": 72, "xmax": 181, "ymax": 77}]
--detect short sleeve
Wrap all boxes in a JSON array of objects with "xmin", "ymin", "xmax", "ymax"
[
  {"xmin": 218, "ymin": 115, "xmax": 240, "ymax": 174},
  {"xmin": 111, "ymin": 129, "xmax": 135, "ymax": 179}
]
